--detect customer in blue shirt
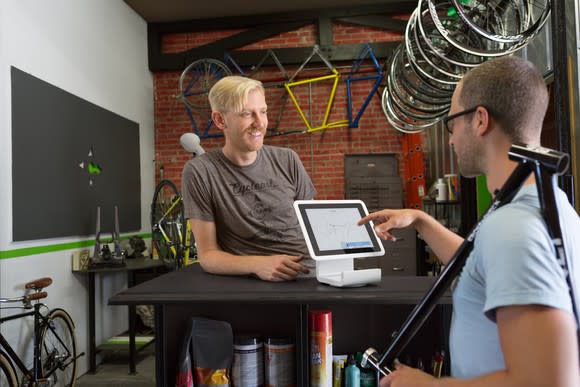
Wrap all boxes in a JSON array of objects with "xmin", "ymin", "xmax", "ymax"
[{"xmin": 359, "ymin": 56, "xmax": 580, "ymax": 386}]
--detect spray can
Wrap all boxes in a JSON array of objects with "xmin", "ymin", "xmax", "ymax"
[
  {"xmin": 309, "ymin": 310, "xmax": 333, "ymax": 387},
  {"xmin": 264, "ymin": 338, "xmax": 295, "ymax": 387},
  {"xmin": 232, "ymin": 336, "xmax": 264, "ymax": 387}
]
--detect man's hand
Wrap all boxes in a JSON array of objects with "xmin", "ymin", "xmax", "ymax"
[
  {"xmin": 380, "ymin": 361, "xmax": 437, "ymax": 387},
  {"xmin": 358, "ymin": 209, "xmax": 421, "ymax": 241},
  {"xmin": 253, "ymin": 255, "xmax": 310, "ymax": 282}
]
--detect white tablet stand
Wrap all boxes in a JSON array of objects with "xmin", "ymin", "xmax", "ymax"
[
  {"xmin": 294, "ymin": 199, "xmax": 385, "ymax": 288},
  {"xmin": 316, "ymin": 258, "xmax": 381, "ymax": 288}
]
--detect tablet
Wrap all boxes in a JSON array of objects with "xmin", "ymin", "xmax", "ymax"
[{"xmin": 294, "ymin": 200, "xmax": 385, "ymax": 262}]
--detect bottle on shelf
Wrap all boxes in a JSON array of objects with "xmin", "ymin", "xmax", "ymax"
[{"xmin": 345, "ymin": 355, "xmax": 360, "ymax": 387}]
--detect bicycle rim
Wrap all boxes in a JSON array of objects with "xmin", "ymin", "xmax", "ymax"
[
  {"xmin": 451, "ymin": 0, "xmax": 550, "ymax": 44},
  {"xmin": 417, "ymin": 0, "xmax": 485, "ymax": 68},
  {"xmin": 1, "ymin": 352, "xmax": 17, "ymax": 387},
  {"xmin": 427, "ymin": 0, "xmax": 523, "ymax": 57},
  {"xmin": 151, "ymin": 179, "xmax": 183, "ymax": 269},
  {"xmin": 178, "ymin": 58, "xmax": 232, "ymax": 111},
  {"xmin": 381, "ymin": 87, "xmax": 443, "ymax": 133},
  {"xmin": 408, "ymin": 10, "xmax": 464, "ymax": 82},
  {"xmin": 394, "ymin": 48, "xmax": 453, "ymax": 105},
  {"xmin": 40, "ymin": 309, "xmax": 77, "ymax": 387}
]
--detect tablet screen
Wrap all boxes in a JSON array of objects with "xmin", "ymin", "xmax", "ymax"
[{"xmin": 295, "ymin": 201, "xmax": 383, "ymax": 258}]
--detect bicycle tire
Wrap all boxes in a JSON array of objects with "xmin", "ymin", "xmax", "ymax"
[
  {"xmin": 1, "ymin": 351, "xmax": 17, "ymax": 387},
  {"xmin": 39, "ymin": 309, "xmax": 77, "ymax": 387},
  {"xmin": 151, "ymin": 179, "xmax": 183, "ymax": 269},
  {"xmin": 178, "ymin": 58, "xmax": 232, "ymax": 111}
]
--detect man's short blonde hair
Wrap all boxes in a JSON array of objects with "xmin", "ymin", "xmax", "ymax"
[{"xmin": 208, "ymin": 76, "xmax": 265, "ymax": 113}]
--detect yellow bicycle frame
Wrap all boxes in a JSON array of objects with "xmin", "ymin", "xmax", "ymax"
[
  {"xmin": 284, "ymin": 68, "xmax": 349, "ymax": 132},
  {"xmin": 157, "ymin": 196, "xmax": 197, "ymax": 267}
]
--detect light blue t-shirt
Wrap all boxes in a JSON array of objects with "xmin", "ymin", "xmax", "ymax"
[{"xmin": 450, "ymin": 184, "xmax": 580, "ymax": 379}]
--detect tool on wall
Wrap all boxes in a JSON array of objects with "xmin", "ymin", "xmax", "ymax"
[{"xmin": 90, "ymin": 206, "xmax": 126, "ymax": 267}]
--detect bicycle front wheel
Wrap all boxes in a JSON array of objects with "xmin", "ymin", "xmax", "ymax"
[
  {"xmin": 0, "ymin": 351, "xmax": 17, "ymax": 387},
  {"xmin": 40, "ymin": 309, "xmax": 77, "ymax": 387}
]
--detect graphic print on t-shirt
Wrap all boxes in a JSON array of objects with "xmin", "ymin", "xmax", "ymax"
[
  {"xmin": 245, "ymin": 192, "xmax": 286, "ymax": 245},
  {"xmin": 229, "ymin": 179, "xmax": 278, "ymax": 196}
]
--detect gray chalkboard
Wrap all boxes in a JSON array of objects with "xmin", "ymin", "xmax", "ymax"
[{"xmin": 11, "ymin": 66, "xmax": 141, "ymax": 241}]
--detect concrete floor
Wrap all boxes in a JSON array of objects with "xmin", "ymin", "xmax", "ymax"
[{"xmin": 75, "ymin": 345, "xmax": 156, "ymax": 387}]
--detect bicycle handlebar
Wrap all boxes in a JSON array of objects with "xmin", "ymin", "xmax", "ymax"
[{"xmin": 27, "ymin": 291, "xmax": 48, "ymax": 301}]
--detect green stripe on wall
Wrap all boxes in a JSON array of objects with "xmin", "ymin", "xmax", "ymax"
[{"xmin": 0, "ymin": 233, "xmax": 151, "ymax": 260}]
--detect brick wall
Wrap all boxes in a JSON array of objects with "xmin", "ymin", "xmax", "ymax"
[{"xmin": 153, "ymin": 20, "xmax": 425, "ymax": 203}]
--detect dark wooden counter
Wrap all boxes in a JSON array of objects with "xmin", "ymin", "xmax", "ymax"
[
  {"xmin": 110, "ymin": 264, "xmax": 451, "ymax": 305},
  {"xmin": 110, "ymin": 264, "xmax": 452, "ymax": 386}
]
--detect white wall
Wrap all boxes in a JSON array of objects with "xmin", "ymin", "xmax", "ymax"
[{"xmin": 0, "ymin": 0, "xmax": 154, "ymax": 377}]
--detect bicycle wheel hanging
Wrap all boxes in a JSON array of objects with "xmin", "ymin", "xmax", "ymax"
[
  {"xmin": 178, "ymin": 58, "xmax": 232, "ymax": 112},
  {"xmin": 426, "ymin": 0, "xmax": 549, "ymax": 57},
  {"xmin": 151, "ymin": 179, "xmax": 185, "ymax": 269},
  {"xmin": 380, "ymin": 0, "xmax": 551, "ymax": 133},
  {"xmin": 451, "ymin": 0, "xmax": 551, "ymax": 44},
  {"xmin": 40, "ymin": 309, "xmax": 77, "ymax": 387}
]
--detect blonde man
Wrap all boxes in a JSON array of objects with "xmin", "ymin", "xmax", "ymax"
[{"xmin": 182, "ymin": 76, "xmax": 316, "ymax": 281}]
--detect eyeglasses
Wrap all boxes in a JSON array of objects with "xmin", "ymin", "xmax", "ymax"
[{"xmin": 443, "ymin": 106, "xmax": 479, "ymax": 134}]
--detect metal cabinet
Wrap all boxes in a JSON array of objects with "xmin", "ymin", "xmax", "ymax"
[{"xmin": 345, "ymin": 154, "xmax": 417, "ymax": 275}]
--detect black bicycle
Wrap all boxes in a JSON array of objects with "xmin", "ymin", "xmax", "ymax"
[{"xmin": 0, "ymin": 277, "xmax": 81, "ymax": 387}]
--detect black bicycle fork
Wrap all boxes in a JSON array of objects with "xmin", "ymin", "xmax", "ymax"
[{"xmin": 362, "ymin": 144, "xmax": 578, "ymax": 375}]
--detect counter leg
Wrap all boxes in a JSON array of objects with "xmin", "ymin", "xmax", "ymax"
[
  {"xmin": 128, "ymin": 271, "xmax": 137, "ymax": 375},
  {"xmin": 129, "ymin": 304, "xmax": 136, "ymax": 374},
  {"xmin": 89, "ymin": 271, "xmax": 96, "ymax": 373},
  {"xmin": 297, "ymin": 304, "xmax": 309, "ymax": 387},
  {"xmin": 155, "ymin": 304, "xmax": 166, "ymax": 387}
]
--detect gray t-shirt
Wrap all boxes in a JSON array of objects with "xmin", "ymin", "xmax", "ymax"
[
  {"xmin": 182, "ymin": 145, "xmax": 317, "ymax": 263},
  {"xmin": 450, "ymin": 184, "xmax": 580, "ymax": 378}
]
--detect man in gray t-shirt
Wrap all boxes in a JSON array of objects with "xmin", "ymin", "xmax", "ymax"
[{"xmin": 182, "ymin": 76, "xmax": 316, "ymax": 282}]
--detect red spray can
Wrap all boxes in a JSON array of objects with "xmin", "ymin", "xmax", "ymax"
[{"xmin": 309, "ymin": 310, "xmax": 333, "ymax": 387}]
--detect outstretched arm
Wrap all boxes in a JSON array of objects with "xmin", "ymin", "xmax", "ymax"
[
  {"xmin": 358, "ymin": 208, "xmax": 463, "ymax": 265},
  {"xmin": 189, "ymin": 218, "xmax": 310, "ymax": 281}
]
